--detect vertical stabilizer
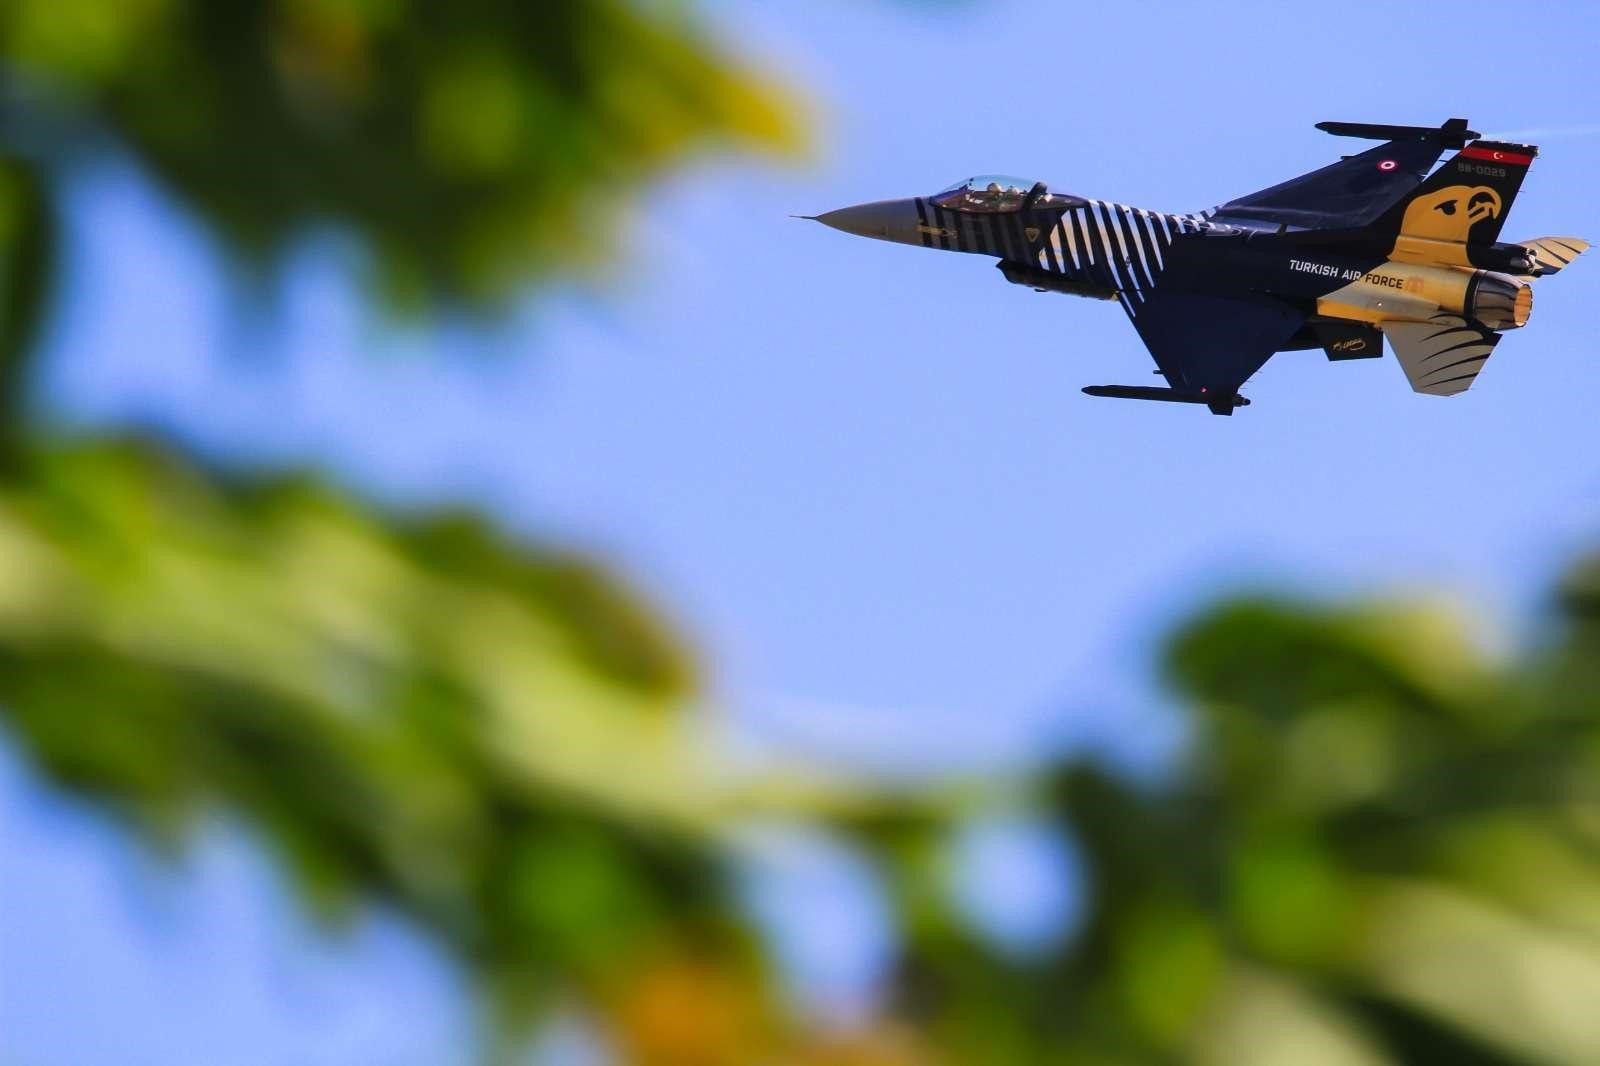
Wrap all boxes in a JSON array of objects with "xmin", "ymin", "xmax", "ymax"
[{"xmin": 1378, "ymin": 141, "xmax": 1537, "ymax": 254}]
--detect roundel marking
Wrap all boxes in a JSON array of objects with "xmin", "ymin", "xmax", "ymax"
[{"xmin": 1377, "ymin": 159, "xmax": 1399, "ymax": 172}]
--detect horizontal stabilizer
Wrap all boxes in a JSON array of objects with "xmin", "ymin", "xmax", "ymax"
[
  {"xmin": 1384, "ymin": 314, "xmax": 1501, "ymax": 396},
  {"xmin": 1316, "ymin": 117, "xmax": 1479, "ymax": 148},
  {"xmin": 1520, "ymin": 236, "xmax": 1589, "ymax": 276},
  {"xmin": 1082, "ymin": 385, "xmax": 1250, "ymax": 415}
]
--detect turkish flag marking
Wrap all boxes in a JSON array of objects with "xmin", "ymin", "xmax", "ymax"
[{"xmin": 1462, "ymin": 145, "xmax": 1534, "ymax": 165}]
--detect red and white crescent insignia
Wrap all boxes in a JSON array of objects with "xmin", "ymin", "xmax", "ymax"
[
  {"xmin": 1492, "ymin": 151, "xmax": 1505, "ymax": 160},
  {"xmin": 1377, "ymin": 159, "xmax": 1398, "ymax": 171}
]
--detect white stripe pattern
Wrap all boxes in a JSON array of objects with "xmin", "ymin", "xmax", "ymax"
[{"xmin": 1036, "ymin": 199, "xmax": 1187, "ymax": 316}]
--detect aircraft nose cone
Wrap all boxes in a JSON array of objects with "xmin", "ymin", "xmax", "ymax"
[{"xmin": 810, "ymin": 198, "xmax": 922, "ymax": 244}]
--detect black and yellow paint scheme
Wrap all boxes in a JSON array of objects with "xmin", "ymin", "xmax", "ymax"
[{"xmin": 807, "ymin": 117, "xmax": 1587, "ymax": 415}]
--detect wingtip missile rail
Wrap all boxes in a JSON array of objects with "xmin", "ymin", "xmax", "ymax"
[{"xmin": 1315, "ymin": 117, "xmax": 1480, "ymax": 148}]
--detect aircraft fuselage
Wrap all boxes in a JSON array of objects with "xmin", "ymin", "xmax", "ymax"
[
  {"xmin": 810, "ymin": 122, "xmax": 1584, "ymax": 412},
  {"xmin": 825, "ymin": 195, "xmax": 1529, "ymax": 335}
]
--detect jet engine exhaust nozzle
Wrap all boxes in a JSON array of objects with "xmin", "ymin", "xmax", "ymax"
[{"xmin": 1468, "ymin": 271, "xmax": 1532, "ymax": 330}]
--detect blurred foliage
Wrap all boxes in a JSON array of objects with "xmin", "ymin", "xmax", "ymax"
[
  {"xmin": 0, "ymin": 438, "xmax": 918, "ymax": 1058},
  {"xmin": 0, "ymin": 0, "xmax": 803, "ymax": 345},
  {"xmin": 0, "ymin": 1, "xmax": 837, "ymax": 1059},
  {"xmin": 19, "ymin": 433, "xmax": 1600, "ymax": 1064},
  {"xmin": 0, "ymin": 439, "xmax": 722, "ymax": 1016},
  {"xmin": 0, "ymin": 156, "xmax": 53, "ymax": 434},
  {"xmin": 4, "ymin": 3, "xmax": 1600, "ymax": 1066},
  {"xmin": 865, "ymin": 584, "xmax": 1600, "ymax": 1066}
]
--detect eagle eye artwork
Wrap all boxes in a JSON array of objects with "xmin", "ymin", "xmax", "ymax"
[{"xmin": 808, "ymin": 118, "xmax": 1587, "ymax": 415}]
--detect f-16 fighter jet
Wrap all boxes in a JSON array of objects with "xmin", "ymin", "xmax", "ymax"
[{"xmin": 808, "ymin": 118, "xmax": 1587, "ymax": 414}]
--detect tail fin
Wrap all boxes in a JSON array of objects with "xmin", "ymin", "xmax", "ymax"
[{"xmin": 1378, "ymin": 140, "xmax": 1537, "ymax": 249}]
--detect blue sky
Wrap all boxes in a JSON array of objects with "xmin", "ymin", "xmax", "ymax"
[{"xmin": 5, "ymin": 1, "xmax": 1600, "ymax": 1062}]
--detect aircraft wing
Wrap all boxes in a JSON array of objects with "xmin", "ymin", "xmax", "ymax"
[
  {"xmin": 1212, "ymin": 137, "xmax": 1447, "ymax": 231},
  {"xmin": 1121, "ymin": 289, "xmax": 1306, "ymax": 408}
]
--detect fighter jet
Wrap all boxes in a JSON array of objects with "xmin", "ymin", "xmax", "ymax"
[{"xmin": 808, "ymin": 118, "xmax": 1587, "ymax": 414}]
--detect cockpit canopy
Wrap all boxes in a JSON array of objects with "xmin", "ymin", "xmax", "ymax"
[{"xmin": 931, "ymin": 175, "xmax": 1085, "ymax": 213}]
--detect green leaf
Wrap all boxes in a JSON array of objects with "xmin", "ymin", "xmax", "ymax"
[
  {"xmin": 0, "ymin": 437, "xmax": 731, "ymax": 1024},
  {"xmin": 0, "ymin": 0, "xmax": 807, "ymax": 309},
  {"xmin": 0, "ymin": 157, "xmax": 55, "ymax": 449}
]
